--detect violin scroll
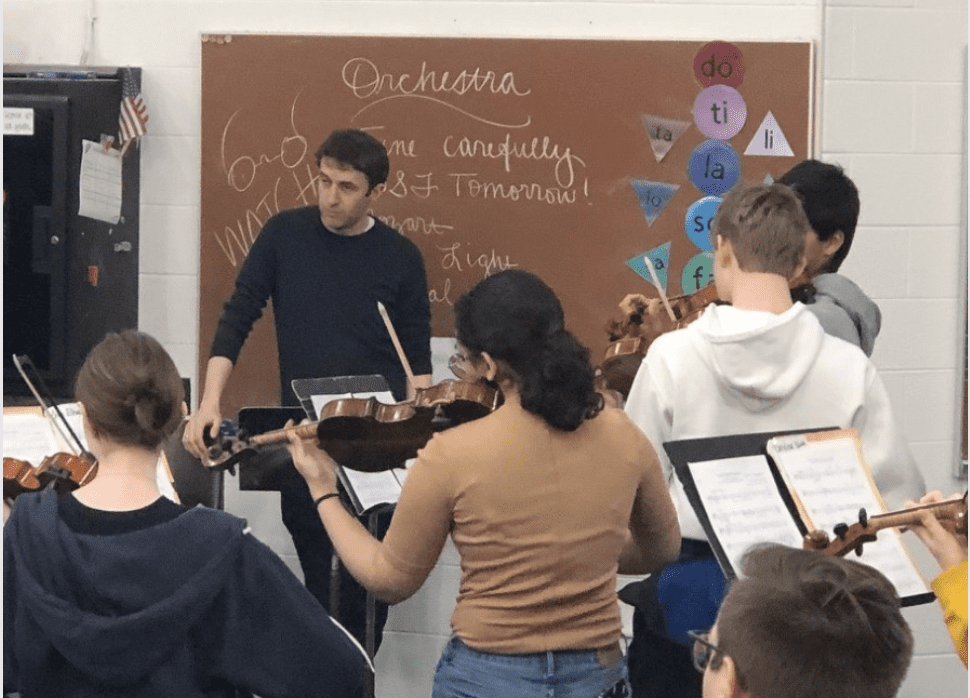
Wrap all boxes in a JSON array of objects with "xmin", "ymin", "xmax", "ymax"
[{"xmin": 803, "ymin": 493, "xmax": 969, "ymax": 557}]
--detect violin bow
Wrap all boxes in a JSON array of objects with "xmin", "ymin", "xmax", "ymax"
[
  {"xmin": 643, "ymin": 256, "xmax": 678, "ymax": 324},
  {"xmin": 376, "ymin": 301, "xmax": 417, "ymax": 396},
  {"xmin": 12, "ymin": 354, "xmax": 95, "ymax": 462}
]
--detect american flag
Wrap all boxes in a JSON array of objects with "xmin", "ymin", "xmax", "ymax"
[{"xmin": 118, "ymin": 67, "xmax": 148, "ymax": 144}]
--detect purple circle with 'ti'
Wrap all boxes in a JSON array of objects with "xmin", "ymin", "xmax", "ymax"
[{"xmin": 692, "ymin": 85, "xmax": 747, "ymax": 140}]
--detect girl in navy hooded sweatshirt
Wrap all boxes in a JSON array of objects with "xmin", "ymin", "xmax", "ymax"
[{"xmin": 3, "ymin": 330, "xmax": 369, "ymax": 698}]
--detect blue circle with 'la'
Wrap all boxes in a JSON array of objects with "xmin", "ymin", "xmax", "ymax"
[
  {"xmin": 688, "ymin": 140, "xmax": 740, "ymax": 196},
  {"xmin": 684, "ymin": 196, "xmax": 721, "ymax": 251},
  {"xmin": 681, "ymin": 252, "xmax": 715, "ymax": 294}
]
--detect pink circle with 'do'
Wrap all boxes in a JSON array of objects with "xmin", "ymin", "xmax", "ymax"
[
  {"xmin": 692, "ymin": 85, "xmax": 747, "ymax": 140},
  {"xmin": 693, "ymin": 41, "xmax": 745, "ymax": 88}
]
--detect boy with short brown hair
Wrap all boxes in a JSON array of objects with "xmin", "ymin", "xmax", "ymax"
[
  {"xmin": 622, "ymin": 182, "xmax": 924, "ymax": 698},
  {"xmin": 695, "ymin": 544, "xmax": 913, "ymax": 698}
]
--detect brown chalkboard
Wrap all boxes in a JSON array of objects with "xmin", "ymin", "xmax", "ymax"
[{"xmin": 201, "ymin": 35, "xmax": 813, "ymax": 414}]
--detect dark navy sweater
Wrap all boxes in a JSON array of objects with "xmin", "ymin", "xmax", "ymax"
[
  {"xmin": 3, "ymin": 490, "xmax": 369, "ymax": 697},
  {"xmin": 211, "ymin": 206, "xmax": 433, "ymax": 404}
]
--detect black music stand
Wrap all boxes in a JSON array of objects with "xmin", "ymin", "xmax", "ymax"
[
  {"xmin": 290, "ymin": 374, "xmax": 396, "ymax": 684},
  {"xmin": 162, "ymin": 421, "xmax": 224, "ymax": 509},
  {"xmin": 235, "ymin": 406, "xmax": 306, "ymax": 491}
]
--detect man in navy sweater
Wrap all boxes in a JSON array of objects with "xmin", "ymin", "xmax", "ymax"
[{"xmin": 184, "ymin": 128, "xmax": 433, "ymax": 653}]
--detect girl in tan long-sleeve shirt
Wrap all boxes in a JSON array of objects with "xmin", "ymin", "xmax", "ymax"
[{"xmin": 289, "ymin": 269, "xmax": 680, "ymax": 698}]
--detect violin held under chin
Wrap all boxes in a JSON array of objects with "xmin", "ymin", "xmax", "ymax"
[
  {"xmin": 598, "ymin": 284, "xmax": 721, "ymax": 399},
  {"xmin": 203, "ymin": 379, "xmax": 501, "ymax": 474}
]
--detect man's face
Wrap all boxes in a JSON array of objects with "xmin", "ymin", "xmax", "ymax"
[
  {"xmin": 316, "ymin": 156, "xmax": 375, "ymax": 235},
  {"xmin": 802, "ymin": 227, "xmax": 843, "ymax": 278}
]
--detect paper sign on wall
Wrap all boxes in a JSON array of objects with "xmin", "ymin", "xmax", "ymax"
[
  {"xmin": 630, "ymin": 180, "xmax": 679, "ymax": 226},
  {"xmin": 626, "ymin": 242, "xmax": 671, "ymax": 292},
  {"xmin": 78, "ymin": 139, "xmax": 123, "ymax": 224},
  {"xmin": 682, "ymin": 251, "xmax": 715, "ymax": 293},
  {"xmin": 688, "ymin": 141, "xmax": 740, "ymax": 196},
  {"xmin": 693, "ymin": 85, "xmax": 747, "ymax": 140},
  {"xmin": 4, "ymin": 108, "xmax": 34, "ymax": 136},
  {"xmin": 744, "ymin": 112, "xmax": 794, "ymax": 157},
  {"xmin": 642, "ymin": 115, "xmax": 691, "ymax": 162}
]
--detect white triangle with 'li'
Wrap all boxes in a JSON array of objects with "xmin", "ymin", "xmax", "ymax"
[{"xmin": 744, "ymin": 112, "xmax": 794, "ymax": 157}]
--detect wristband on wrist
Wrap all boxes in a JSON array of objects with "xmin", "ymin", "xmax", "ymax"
[{"xmin": 313, "ymin": 492, "xmax": 340, "ymax": 508}]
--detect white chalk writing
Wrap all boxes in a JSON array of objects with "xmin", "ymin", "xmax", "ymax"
[
  {"xmin": 343, "ymin": 58, "xmax": 531, "ymax": 99},
  {"xmin": 383, "ymin": 215, "xmax": 454, "ymax": 237},
  {"xmin": 221, "ymin": 92, "xmax": 308, "ymax": 192},
  {"xmin": 343, "ymin": 58, "xmax": 532, "ymax": 129},
  {"xmin": 437, "ymin": 241, "xmax": 517, "ymax": 277},
  {"xmin": 449, "ymin": 173, "xmax": 579, "ymax": 205},
  {"xmin": 442, "ymin": 133, "xmax": 586, "ymax": 187}
]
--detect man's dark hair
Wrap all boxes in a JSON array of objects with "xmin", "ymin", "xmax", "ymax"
[
  {"xmin": 715, "ymin": 544, "xmax": 913, "ymax": 698},
  {"xmin": 779, "ymin": 159, "xmax": 860, "ymax": 273},
  {"xmin": 314, "ymin": 129, "xmax": 390, "ymax": 192}
]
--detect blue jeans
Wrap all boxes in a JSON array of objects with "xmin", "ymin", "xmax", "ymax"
[{"xmin": 432, "ymin": 636, "xmax": 630, "ymax": 698}]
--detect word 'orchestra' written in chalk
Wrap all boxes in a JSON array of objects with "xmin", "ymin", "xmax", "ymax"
[{"xmin": 341, "ymin": 57, "xmax": 532, "ymax": 100}]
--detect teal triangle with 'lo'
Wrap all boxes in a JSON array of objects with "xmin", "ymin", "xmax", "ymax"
[
  {"xmin": 626, "ymin": 242, "xmax": 671, "ymax": 293},
  {"xmin": 630, "ymin": 180, "xmax": 679, "ymax": 226}
]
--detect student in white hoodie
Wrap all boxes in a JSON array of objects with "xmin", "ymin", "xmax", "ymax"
[{"xmin": 622, "ymin": 182, "xmax": 925, "ymax": 698}]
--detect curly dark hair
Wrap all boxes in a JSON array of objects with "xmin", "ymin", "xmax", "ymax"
[{"xmin": 454, "ymin": 269, "xmax": 602, "ymax": 432}]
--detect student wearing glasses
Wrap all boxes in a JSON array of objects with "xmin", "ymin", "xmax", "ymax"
[
  {"xmin": 288, "ymin": 268, "xmax": 682, "ymax": 698},
  {"xmin": 688, "ymin": 544, "xmax": 913, "ymax": 698}
]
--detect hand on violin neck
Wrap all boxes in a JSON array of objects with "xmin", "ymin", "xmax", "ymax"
[
  {"xmin": 619, "ymin": 293, "xmax": 650, "ymax": 320},
  {"xmin": 183, "ymin": 400, "xmax": 223, "ymax": 462},
  {"xmin": 284, "ymin": 419, "xmax": 340, "ymax": 494},
  {"xmin": 904, "ymin": 491, "xmax": 968, "ymax": 572}
]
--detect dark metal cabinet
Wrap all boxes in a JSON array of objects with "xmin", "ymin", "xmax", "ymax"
[{"xmin": 4, "ymin": 66, "xmax": 140, "ymax": 401}]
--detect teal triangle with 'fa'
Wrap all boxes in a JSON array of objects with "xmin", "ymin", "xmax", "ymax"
[
  {"xmin": 630, "ymin": 180, "xmax": 679, "ymax": 226},
  {"xmin": 626, "ymin": 242, "xmax": 671, "ymax": 293}
]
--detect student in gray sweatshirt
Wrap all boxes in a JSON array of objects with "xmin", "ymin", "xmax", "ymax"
[{"xmin": 780, "ymin": 159, "xmax": 882, "ymax": 356}]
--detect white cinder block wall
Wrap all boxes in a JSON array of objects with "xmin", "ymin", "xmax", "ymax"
[{"xmin": 4, "ymin": 2, "xmax": 966, "ymax": 696}]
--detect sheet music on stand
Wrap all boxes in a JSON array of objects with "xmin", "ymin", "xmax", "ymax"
[
  {"xmin": 3, "ymin": 402, "xmax": 178, "ymax": 503},
  {"xmin": 664, "ymin": 427, "xmax": 935, "ymax": 607},
  {"xmin": 290, "ymin": 375, "xmax": 410, "ymax": 516}
]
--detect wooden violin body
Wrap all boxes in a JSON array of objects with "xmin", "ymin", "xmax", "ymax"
[
  {"xmin": 5, "ymin": 353, "xmax": 99, "ymax": 502},
  {"xmin": 599, "ymin": 284, "xmax": 720, "ymax": 398},
  {"xmin": 3, "ymin": 453, "xmax": 98, "ymax": 500},
  {"xmin": 206, "ymin": 379, "xmax": 501, "ymax": 473},
  {"xmin": 803, "ymin": 492, "xmax": 968, "ymax": 557}
]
